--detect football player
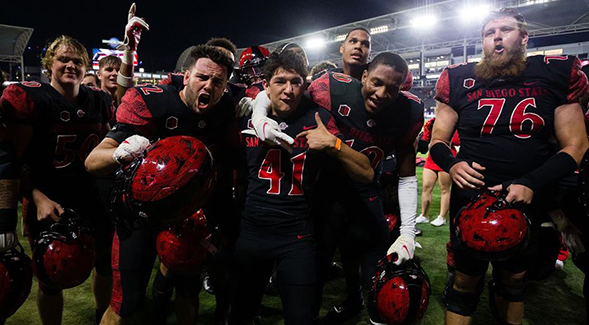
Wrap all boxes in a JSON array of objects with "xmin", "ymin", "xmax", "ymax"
[
  {"xmin": 97, "ymin": 55, "xmax": 122, "ymax": 103},
  {"xmin": 85, "ymin": 43, "xmax": 235, "ymax": 325},
  {"xmin": 249, "ymin": 52, "xmax": 424, "ymax": 324},
  {"xmin": 151, "ymin": 36, "xmax": 242, "ymax": 325},
  {"xmin": 337, "ymin": 28, "xmax": 371, "ymax": 80},
  {"xmin": 430, "ymin": 8, "xmax": 589, "ymax": 325},
  {"xmin": 82, "ymin": 73, "xmax": 100, "ymax": 88},
  {"xmin": 0, "ymin": 35, "xmax": 113, "ymax": 325},
  {"xmin": 230, "ymin": 49, "xmax": 372, "ymax": 325},
  {"xmin": 238, "ymin": 46, "xmax": 270, "ymax": 87}
]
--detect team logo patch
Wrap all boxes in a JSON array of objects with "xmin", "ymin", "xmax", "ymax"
[
  {"xmin": 332, "ymin": 72, "xmax": 352, "ymax": 83},
  {"xmin": 21, "ymin": 81, "xmax": 41, "ymax": 88},
  {"xmin": 76, "ymin": 110, "xmax": 85, "ymax": 118},
  {"xmin": 463, "ymin": 78, "xmax": 475, "ymax": 89},
  {"xmin": 198, "ymin": 120, "xmax": 206, "ymax": 129},
  {"xmin": 166, "ymin": 116, "xmax": 178, "ymax": 130},
  {"xmin": 279, "ymin": 122, "xmax": 288, "ymax": 130},
  {"xmin": 338, "ymin": 104, "xmax": 351, "ymax": 117},
  {"xmin": 60, "ymin": 110, "xmax": 70, "ymax": 122},
  {"xmin": 367, "ymin": 119, "xmax": 376, "ymax": 127}
]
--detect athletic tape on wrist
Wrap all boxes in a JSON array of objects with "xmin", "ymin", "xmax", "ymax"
[
  {"xmin": 117, "ymin": 73, "xmax": 134, "ymax": 88},
  {"xmin": 121, "ymin": 50, "xmax": 135, "ymax": 65}
]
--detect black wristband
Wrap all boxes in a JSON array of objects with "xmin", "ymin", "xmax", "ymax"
[
  {"xmin": 0, "ymin": 209, "xmax": 17, "ymax": 232},
  {"xmin": 430, "ymin": 142, "xmax": 460, "ymax": 173},
  {"xmin": 512, "ymin": 152, "xmax": 578, "ymax": 192},
  {"xmin": 106, "ymin": 123, "xmax": 140, "ymax": 144}
]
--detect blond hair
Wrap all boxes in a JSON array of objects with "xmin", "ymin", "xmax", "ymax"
[{"xmin": 41, "ymin": 35, "xmax": 89, "ymax": 78}]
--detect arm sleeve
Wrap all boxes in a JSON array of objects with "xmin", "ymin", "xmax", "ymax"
[
  {"xmin": 307, "ymin": 73, "xmax": 332, "ymax": 111},
  {"xmin": 434, "ymin": 69, "xmax": 451, "ymax": 104},
  {"xmin": 0, "ymin": 85, "xmax": 40, "ymax": 124},
  {"xmin": 398, "ymin": 100, "xmax": 425, "ymax": 146},
  {"xmin": 115, "ymin": 88, "xmax": 156, "ymax": 137},
  {"xmin": 567, "ymin": 57, "xmax": 589, "ymax": 104},
  {"xmin": 422, "ymin": 118, "xmax": 435, "ymax": 142}
]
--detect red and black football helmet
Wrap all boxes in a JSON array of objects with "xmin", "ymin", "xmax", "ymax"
[
  {"xmin": 401, "ymin": 70, "xmax": 414, "ymax": 91},
  {"xmin": 156, "ymin": 209, "xmax": 215, "ymax": 274},
  {"xmin": 371, "ymin": 256, "xmax": 431, "ymax": 325},
  {"xmin": 385, "ymin": 213, "xmax": 399, "ymax": 233},
  {"xmin": 239, "ymin": 46, "xmax": 271, "ymax": 84},
  {"xmin": 32, "ymin": 209, "xmax": 95, "ymax": 290},
  {"xmin": 0, "ymin": 244, "xmax": 33, "ymax": 321},
  {"xmin": 455, "ymin": 190, "xmax": 530, "ymax": 261},
  {"xmin": 110, "ymin": 136, "xmax": 216, "ymax": 233}
]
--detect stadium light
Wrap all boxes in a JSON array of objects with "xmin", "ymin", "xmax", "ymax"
[
  {"xmin": 459, "ymin": 4, "xmax": 490, "ymax": 23},
  {"xmin": 411, "ymin": 15, "xmax": 438, "ymax": 30},
  {"xmin": 370, "ymin": 25, "xmax": 389, "ymax": 35},
  {"xmin": 306, "ymin": 37, "xmax": 326, "ymax": 50}
]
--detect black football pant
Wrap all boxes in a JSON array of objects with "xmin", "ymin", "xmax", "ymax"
[
  {"xmin": 229, "ymin": 226, "xmax": 317, "ymax": 325},
  {"xmin": 314, "ymin": 196, "xmax": 390, "ymax": 319}
]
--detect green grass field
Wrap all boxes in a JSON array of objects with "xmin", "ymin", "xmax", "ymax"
[{"xmin": 6, "ymin": 166, "xmax": 587, "ymax": 324}]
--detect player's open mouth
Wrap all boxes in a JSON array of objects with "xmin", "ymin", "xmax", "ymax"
[
  {"xmin": 351, "ymin": 52, "xmax": 363, "ymax": 60},
  {"xmin": 197, "ymin": 93, "xmax": 211, "ymax": 109},
  {"xmin": 494, "ymin": 44, "xmax": 504, "ymax": 53},
  {"xmin": 367, "ymin": 97, "xmax": 379, "ymax": 110}
]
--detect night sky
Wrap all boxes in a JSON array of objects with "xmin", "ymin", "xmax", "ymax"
[{"xmin": 2, "ymin": 0, "xmax": 417, "ymax": 72}]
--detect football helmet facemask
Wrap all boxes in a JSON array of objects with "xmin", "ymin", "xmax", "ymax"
[{"xmin": 32, "ymin": 209, "xmax": 95, "ymax": 290}]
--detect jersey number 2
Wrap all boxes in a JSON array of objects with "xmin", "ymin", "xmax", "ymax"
[
  {"xmin": 478, "ymin": 98, "xmax": 544, "ymax": 139},
  {"xmin": 258, "ymin": 149, "xmax": 307, "ymax": 195}
]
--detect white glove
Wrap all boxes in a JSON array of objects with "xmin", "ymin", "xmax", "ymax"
[
  {"xmin": 251, "ymin": 90, "xmax": 294, "ymax": 148},
  {"xmin": 549, "ymin": 209, "xmax": 585, "ymax": 253},
  {"xmin": 118, "ymin": 3, "xmax": 149, "ymax": 53},
  {"xmin": 0, "ymin": 231, "xmax": 18, "ymax": 253},
  {"xmin": 113, "ymin": 135, "xmax": 151, "ymax": 164},
  {"xmin": 236, "ymin": 97, "xmax": 253, "ymax": 117},
  {"xmin": 387, "ymin": 233, "xmax": 416, "ymax": 265}
]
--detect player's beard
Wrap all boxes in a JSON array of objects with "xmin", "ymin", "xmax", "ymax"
[
  {"xmin": 183, "ymin": 85, "xmax": 199, "ymax": 113},
  {"xmin": 475, "ymin": 42, "xmax": 527, "ymax": 81}
]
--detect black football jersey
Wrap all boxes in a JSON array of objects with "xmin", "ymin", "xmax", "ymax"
[
  {"xmin": 435, "ymin": 55, "xmax": 589, "ymax": 185},
  {"xmin": 241, "ymin": 98, "xmax": 340, "ymax": 230},
  {"xmin": 111, "ymin": 77, "xmax": 234, "ymax": 150},
  {"xmin": 308, "ymin": 71, "xmax": 424, "ymax": 196},
  {"xmin": 0, "ymin": 82, "xmax": 112, "ymax": 200}
]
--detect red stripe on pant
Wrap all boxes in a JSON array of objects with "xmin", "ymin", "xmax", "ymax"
[{"xmin": 110, "ymin": 233, "xmax": 123, "ymax": 315}]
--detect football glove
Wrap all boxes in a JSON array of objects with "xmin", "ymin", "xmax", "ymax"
[
  {"xmin": 549, "ymin": 209, "xmax": 585, "ymax": 254},
  {"xmin": 113, "ymin": 135, "xmax": 151, "ymax": 164},
  {"xmin": 236, "ymin": 97, "xmax": 253, "ymax": 117},
  {"xmin": 251, "ymin": 91, "xmax": 294, "ymax": 147},
  {"xmin": 387, "ymin": 233, "xmax": 416, "ymax": 266},
  {"xmin": 0, "ymin": 231, "xmax": 18, "ymax": 253},
  {"xmin": 118, "ymin": 3, "xmax": 149, "ymax": 53}
]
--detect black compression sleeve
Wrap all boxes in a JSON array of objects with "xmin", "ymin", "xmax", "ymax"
[
  {"xmin": 511, "ymin": 152, "xmax": 578, "ymax": 192},
  {"xmin": 430, "ymin": 142, "xmax": 459, "ymax": 173}
]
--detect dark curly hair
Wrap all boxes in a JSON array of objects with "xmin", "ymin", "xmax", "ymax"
[
  {"xmin": 367, "ymin": 52, "xmax": 408, "ymax": 78},
  {"xmin": 263, "ymin": 50, "xmax": 308, "ymax": 82}
]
